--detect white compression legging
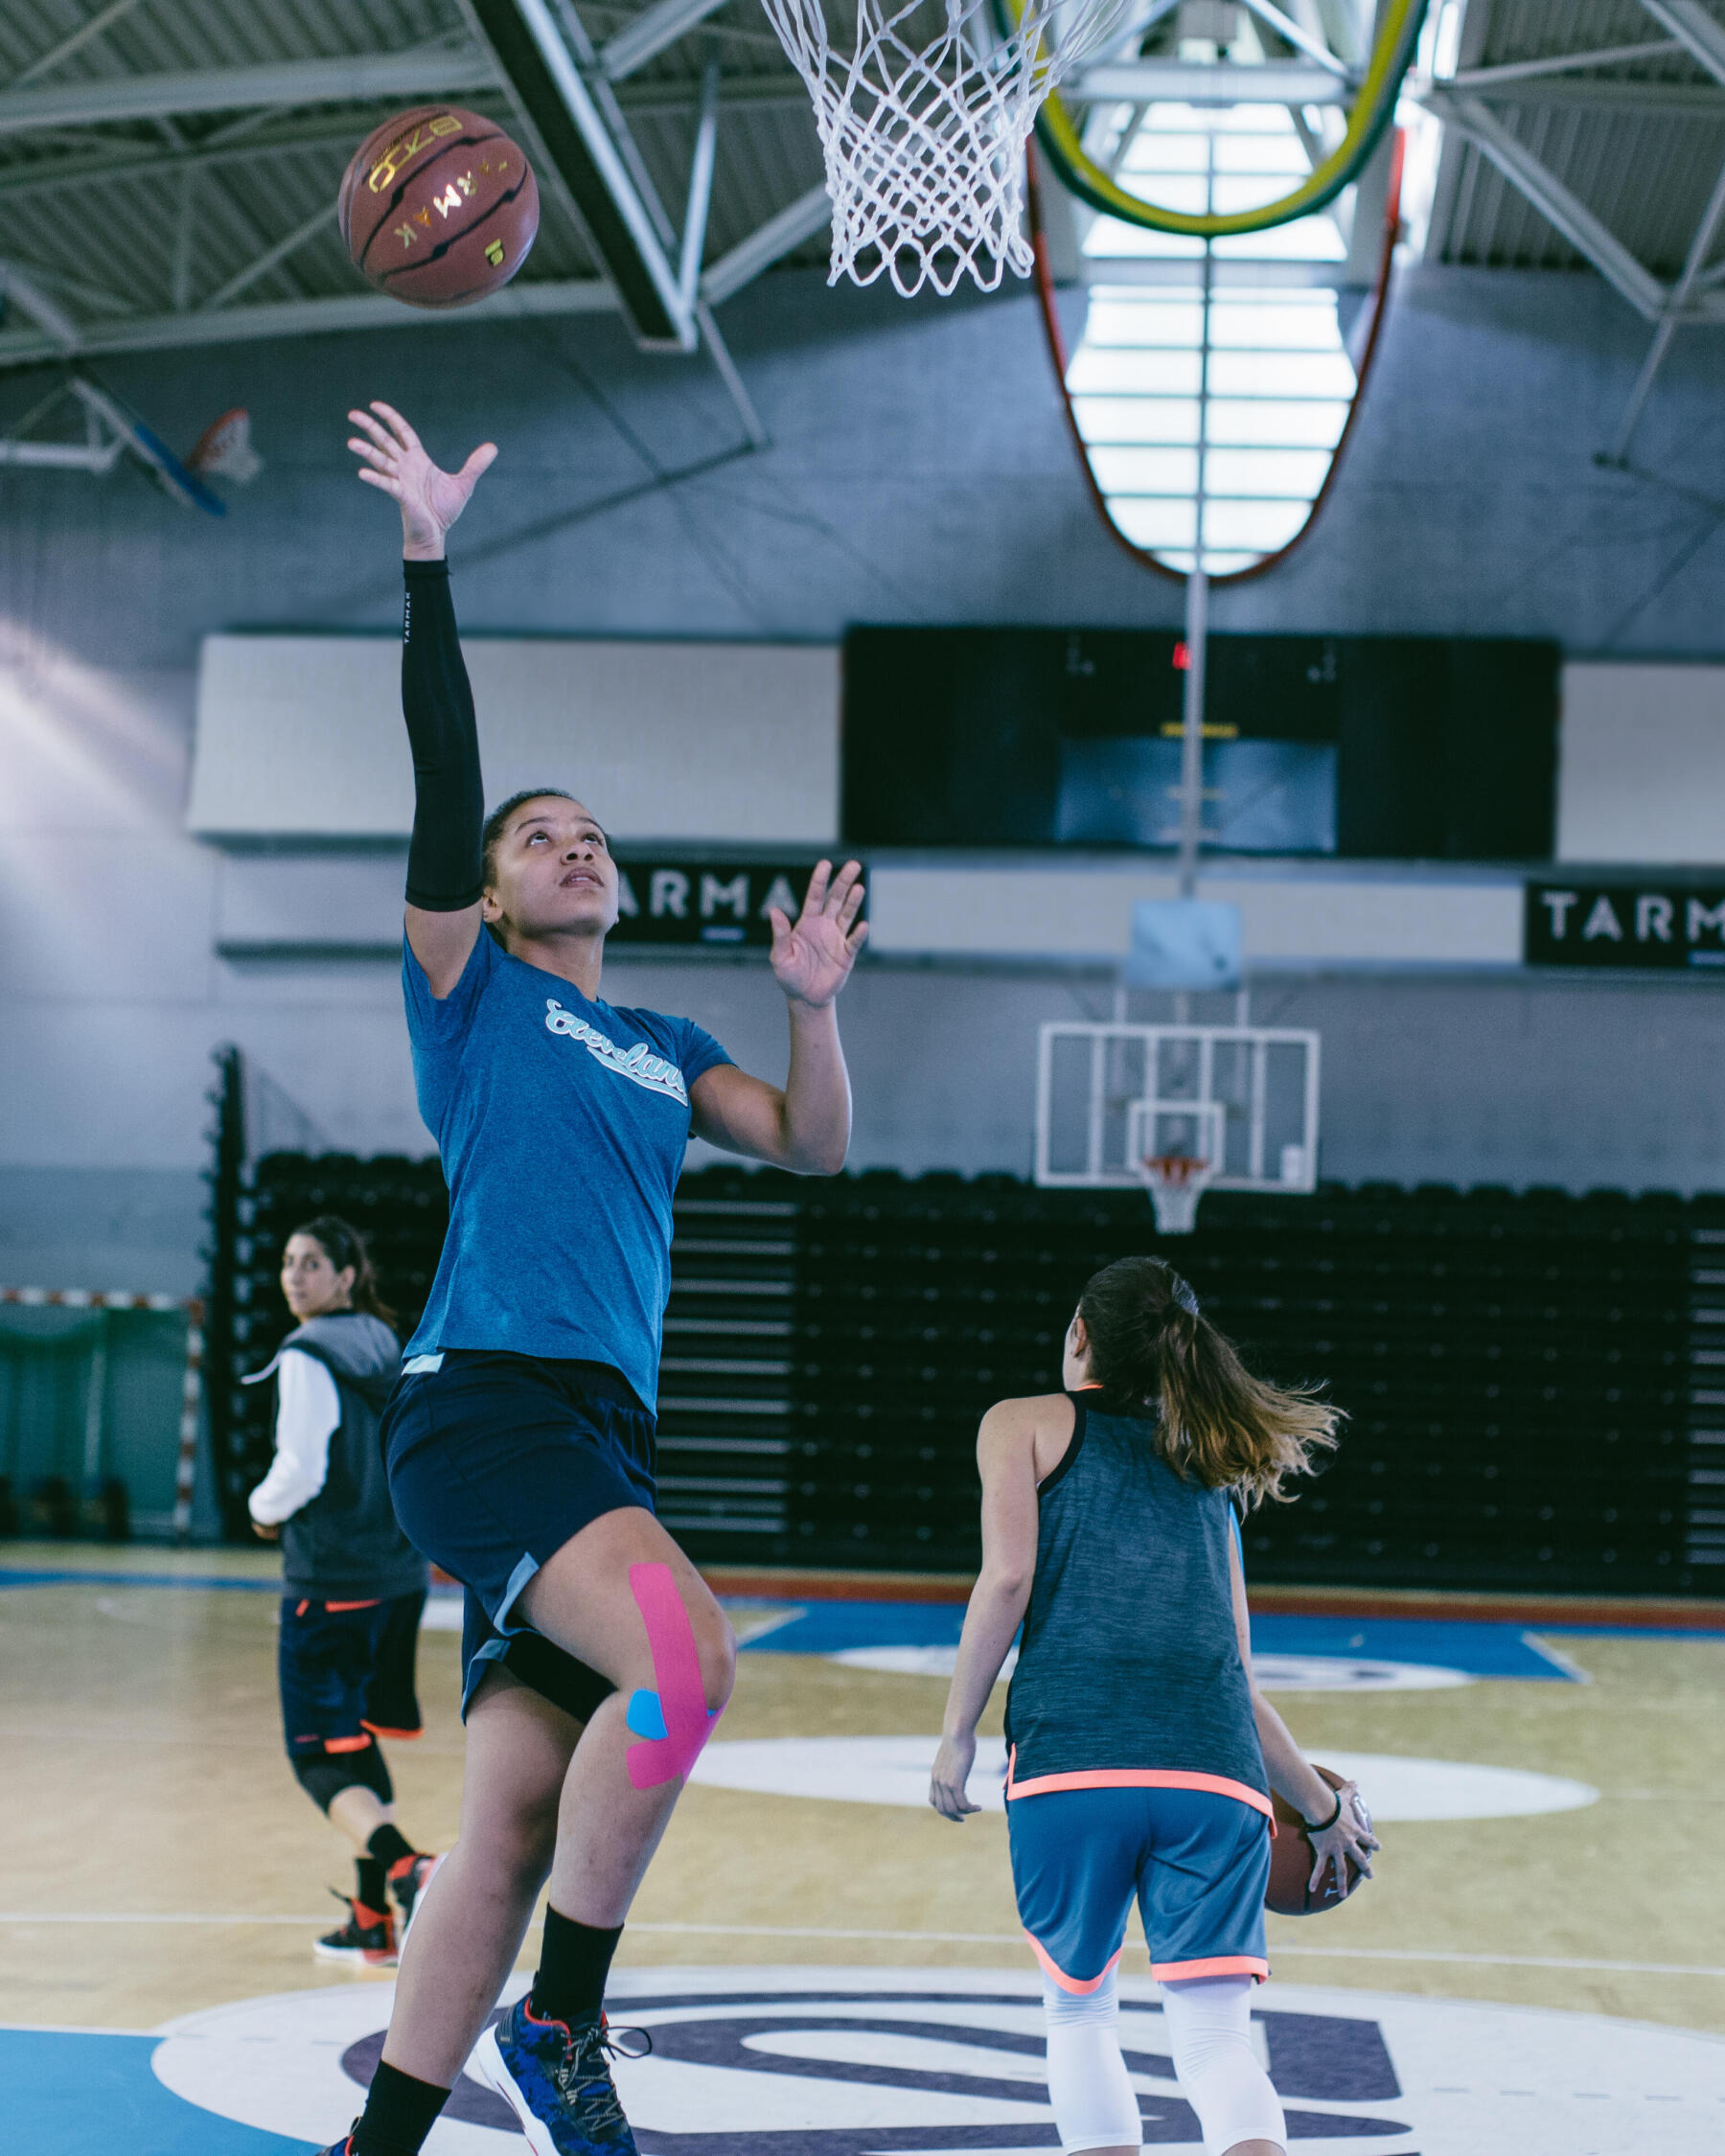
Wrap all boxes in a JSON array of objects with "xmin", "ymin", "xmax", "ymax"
[{"xmin": 1042, "ymin": 1972, "xmax": 1286, "ymax": 2156}]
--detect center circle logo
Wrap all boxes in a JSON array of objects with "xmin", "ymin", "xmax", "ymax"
[{"xmin": 150, "ymin": 1964, "xmax": 1725, "ymax": 2153}]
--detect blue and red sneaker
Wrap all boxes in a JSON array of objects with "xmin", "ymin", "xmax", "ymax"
[
  {"xmin": 310, "ymin": 2137, "xmax": 356, "ymax": 2155},
  {"xmin": 472, "ymin": 1996, "xmax": 649, "ymax": 2155}
]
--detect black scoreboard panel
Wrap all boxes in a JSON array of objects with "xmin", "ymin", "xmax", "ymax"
[{"xmin": 842, "ymin": 628, "xmax": 1559, "ymax": 860}]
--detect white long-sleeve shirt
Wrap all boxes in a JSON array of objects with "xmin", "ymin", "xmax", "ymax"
[{"xmin": 248, "ymin": 1349, "xmax": 342, "ymax": 1525}]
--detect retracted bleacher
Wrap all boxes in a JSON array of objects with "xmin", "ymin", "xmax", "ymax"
[{"xmin": 210, "ymin": 1158, "xmax": 1722, "ymax": 1594}]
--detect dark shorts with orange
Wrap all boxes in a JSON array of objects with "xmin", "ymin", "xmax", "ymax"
[{"xmin": 278, "ymin": 1590, "xmax": 426, "ymax": 1760}]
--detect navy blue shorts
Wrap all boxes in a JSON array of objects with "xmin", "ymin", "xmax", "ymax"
[
  {"xmin": 460, "ymin": 1587, "xmax": 618, "ymax": 1724},
  {"xmin": 1009, "ymin": 1782, "xmax": 1272, "ymax": 1988},
  {"xmin": 381, "ymin": 1349, "xmax": 655, "ymax": 1675},
  {"xmin": 278, "ymin": 1590, "xmax": 426, "ymax": 1759}
]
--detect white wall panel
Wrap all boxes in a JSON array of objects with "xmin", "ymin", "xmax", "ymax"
[
  {"xmin": 186, "ymin": 634, "xmax": 840, "ymax": 844},
  {"xmin": 867, "ymin": 865, "xmax": 1523, "ymax": 968},
  {"xmin": 1559, "ymin": 664, "xmax": 1725, "ymax": 864}
]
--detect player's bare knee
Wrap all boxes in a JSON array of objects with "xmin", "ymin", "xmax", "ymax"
[{"xmin": 695, "ymin": 1609, "xmax": 737, "ymax": 1713}]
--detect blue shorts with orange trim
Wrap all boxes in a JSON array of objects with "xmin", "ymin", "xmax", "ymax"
[
  {"xmin": 1008, "ymin": 1782, "xmax": 1271, "ymax": 1987},
  {"xmin": 278, "ymin": 1590, "xmax": 426, "ymax": 1759}
]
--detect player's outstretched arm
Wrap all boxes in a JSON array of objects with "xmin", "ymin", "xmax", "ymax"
[
  {"xmin": 346, "ymin": 401, "xmax": 496, "ymax": 997},
  {"xmin": 689, "ymin": 860, "xmax": 866, "ymax": 1173}
]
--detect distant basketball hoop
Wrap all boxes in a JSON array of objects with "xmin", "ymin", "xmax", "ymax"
[
  {"xmin": 1136, "ymin": 1156, "xmax": 1214, "ymax": 1236},
  {"xmin": 1035, "ymin": 1021, "xmax": 1321, "ymax": 1236},
  {"xmin": 1127, "ymin": 1098, "xmax": 1222, "ymax": 1236}
]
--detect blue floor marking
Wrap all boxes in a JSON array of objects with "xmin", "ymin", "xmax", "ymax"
[
  {"xmin": 0, "ymin": 1568, "xmax": 280, "ymax": 1593},
  {"xmin": 740, "ymin": 1600, "xmax": 1585, "ymax": 1679},
  {"xmin": 4, "ymin": 1569, "xmax": 1714, "ymax": 1661},
  {"xmin": 2, "ymin": 2029, "xmax": 308, "ymax": 2155}
]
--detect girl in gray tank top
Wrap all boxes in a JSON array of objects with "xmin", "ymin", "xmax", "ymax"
[{"xmin": 930, "ymin": 1255, "xmax": 1378, "ymax": 2156}]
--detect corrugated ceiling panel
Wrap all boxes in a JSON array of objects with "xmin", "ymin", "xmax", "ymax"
[{"xmin": 1428, "ymin": 0, "xmax": 1725, "ymax": 275}]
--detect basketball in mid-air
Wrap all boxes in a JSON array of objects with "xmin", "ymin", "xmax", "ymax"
[
  {"xmin": 1265, "ymin": 1765, "xmax": 1370, "ymax": 1915},
  {"xmin": 339, "ymin": 105, "xmax": 538, "ymax": 310}
]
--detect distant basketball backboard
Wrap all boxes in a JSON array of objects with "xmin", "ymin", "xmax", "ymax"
[{"xmin": 1034, "ymin": 1022, "xmax": 1321, "ymax": 1212}]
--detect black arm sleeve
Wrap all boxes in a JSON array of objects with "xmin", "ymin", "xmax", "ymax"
[{"xmin": 402, "ymin": 559, "xmax": 485, "ymax": 911}]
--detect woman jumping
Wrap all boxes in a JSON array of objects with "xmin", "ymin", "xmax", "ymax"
[
  {"xmin": 930, "ymin": 1255, "xmax": 1378, "ymax": 2156},
  {"xmin": 320, "ymin": 401, "xmax": 865, "ymax": 2156}
]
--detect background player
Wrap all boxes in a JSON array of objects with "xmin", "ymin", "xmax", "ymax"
[
  {"xmin": 931, "ymin": 1254, "xmax": 1377, "ymax": 2156},
  {"xmin": 247, "ymin": 1215, "xmax": 439, "ymax": 1966},
  {"xmin": 319, "ymin": 401, "xmax": 866, "ymax": 2156}
]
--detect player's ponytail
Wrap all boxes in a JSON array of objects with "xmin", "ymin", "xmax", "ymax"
[
  {"xmin": 292, "ymin": 1214, "xmax": 398, "ymax": 1333},
  {"xmin": 1076, "ymin": 1254, "xmax": 1340, "ymax": 1507}
]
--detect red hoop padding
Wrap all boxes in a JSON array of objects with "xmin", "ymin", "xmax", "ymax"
[{"xmin": 1143, "ymin": 1155, "xmax": 1208, "ymax": 1184}]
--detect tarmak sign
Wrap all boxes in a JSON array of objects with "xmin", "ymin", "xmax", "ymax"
[
  {"xmin": 1526, "ymin": 882, "xmax": 1725, "ymax": 970},
  {"xmin": 610, "ymin": 860, "xmax": 835, "ymax": 948}
]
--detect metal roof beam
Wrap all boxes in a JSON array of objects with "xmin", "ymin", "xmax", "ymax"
[
  {"xmin": 601, "ymin": 0, "xmax": 733, "ymax": 81},
  {"xmin": 465, "ymin": 0, "xmax": 694, "ymax": 347},
  {"xmin": 699, "ymin": 181, "xmax": 830, "ymax": 306},
  {"xmin": 0, "ymin": 45, "xmax": 495, "ymax": 134},
  {"xmin": 0, "ymin": 279, "xmax": 614, "ymax": 371},
  {"xmin": 1427, "ymin": 92, "xmax": 1668, "ymax": 320},
  {"xmin": 0, "ymin": 259, "xmax": 80, "ymax": 345},
  {"xmin": 12, "ymin": 0, "xmax": 150, "ymax": 86},
  {"xmin": 198, "ymin": 200, "xmax": 337, "ymax": 313},
  {"xmin": 1234, "ymin": 0, "xmax": 1354, "ymax": 78},
  {"xmin": 1067, "ymin": 58, "xmax": 1348, "ymax": 103},
  {"xmin": 1638, "ymin": 1, "xmax": 1725, "ymax": 91},
  {"xmin": 1450, "ymin": 77, "xmax": 1725, "ymax": 115},
  {"xmin": 1607, "ymin": 147, "xmax": 1725, "ymax": 461},
  {"xmin": 1445, "ymin": 38, "xmax": 1684, "ymax": 89}
]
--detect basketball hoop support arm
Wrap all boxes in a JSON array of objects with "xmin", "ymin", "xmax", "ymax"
[
  {"xmin": 1178, "ymin": 564, "xmax": 1207, "ymax": 897},
  {"xmin": 1176, "ymin": 229, "xmax": 1212, "ymax": 899}
]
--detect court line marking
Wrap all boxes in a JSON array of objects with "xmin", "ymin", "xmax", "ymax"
[
  {"xmin": 7, "ymin": 1913, "xmax": 1725, "ymax": 1987},
  {"xmin": 1520, "ymin": 1630, "xmax": 1594, "ymax": 1682},
  {"xmin": 0, "ymin": 1913, "xmax": 336, "ymax": 1925},
  {"xmin": 6, "ymin": 1913, "xmax": 1725, "ymax": 1980}
]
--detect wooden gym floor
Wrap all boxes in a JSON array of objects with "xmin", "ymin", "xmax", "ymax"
[{"xmin": 4, "ymin": 1543, "xmax": 1725, "ymax": 2152}]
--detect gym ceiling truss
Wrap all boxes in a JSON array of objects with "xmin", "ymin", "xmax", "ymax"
[
  {"xmin": 0, "ymin": 0, "xmax": 1719, "ymax": 469},
  {"xmin": 1422, "ymin": 0, "xmax": 1725, "ymax": 462}
]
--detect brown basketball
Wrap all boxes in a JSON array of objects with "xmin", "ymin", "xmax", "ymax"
[
  {"xmin": 339, "ymin": 105, "xmax": 538, "ymax": 310},
  {"xmin": 1265, "ymin": 1765, "xmax": 1370, "ymax": 1916}
]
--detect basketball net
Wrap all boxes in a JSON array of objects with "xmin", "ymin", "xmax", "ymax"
[
  {"xmin": 760, "ymin": 0, "xmax": 1131, "ymax": 295},
  {"xmin": 1135, "ymin": 1153, "xmax": 1215, "ymax": 1236}
]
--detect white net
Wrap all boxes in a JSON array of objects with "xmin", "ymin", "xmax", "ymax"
[
  {"xmin": 1134, "ymin": 1154, "xmax": 1216, "ymax": 1235},
  {"xmin": 760, "ymin": 0, "xmax": 1131, "ymax": 296}
]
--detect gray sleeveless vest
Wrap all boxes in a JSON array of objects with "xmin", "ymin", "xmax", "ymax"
[
  {"xmin": 1003, "ymin": 1393, "xmax": 1267, "ymax": 1800},
  {"xmin": 245, "ymin": 1313, "xmax": 426, "ymax": 1603}
]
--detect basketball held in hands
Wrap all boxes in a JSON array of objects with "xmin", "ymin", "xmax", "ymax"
[
  {"xmin": 339, "ymin": 105, "xmax": 539, "ymax": 310},
  {"xmin": 1266, "ymin": 1764, "xmax": 1371, "ymax": 1916}
]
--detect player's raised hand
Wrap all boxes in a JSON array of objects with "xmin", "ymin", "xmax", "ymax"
[
  {"xmin": 346, "ymin": 401, "xmax": 496, "ymax": 560},
  {"xmin": 769, "ymin": 860, "xmax": 867, "ymax": 1008}
]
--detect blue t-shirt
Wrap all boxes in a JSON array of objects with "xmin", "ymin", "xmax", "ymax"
[{"xmin": 402, "ymin": 931, "xmax": 731, "ymax": 1410}]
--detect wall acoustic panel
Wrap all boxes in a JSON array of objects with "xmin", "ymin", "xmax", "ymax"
[
  {"xmin": 1558, "ymin": 664, "xmax": 1725, "ymax": 865},
  {"xmin": 187, "ymin": 633, "xmax": 840, "ymax": 845},
  {"xmin": 865, "ymin": 864, "xmax": 1523, "ymax": 969}
]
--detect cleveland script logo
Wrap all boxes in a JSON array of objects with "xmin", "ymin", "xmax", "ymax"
[{"xmin": 544, "ymin": 1001, "xmax": 688, "ymax": 1105}]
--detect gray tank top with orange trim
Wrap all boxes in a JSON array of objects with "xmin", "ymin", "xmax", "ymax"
[{"xmin": 1002, "ymin": 1393, "xmax": 1268, "ymax": 1803}]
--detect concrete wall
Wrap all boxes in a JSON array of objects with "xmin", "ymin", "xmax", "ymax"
[{"xmin": 4, "ymin": 260, "xmax": 1725, "ymax": 1293}]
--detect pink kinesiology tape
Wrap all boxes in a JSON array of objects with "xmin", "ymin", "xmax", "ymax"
[{"xmin": 625, "ymin": 1561, "xmax": 723, "ymax": 1790}]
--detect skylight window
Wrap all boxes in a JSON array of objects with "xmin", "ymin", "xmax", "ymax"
[{"xmin": 1066, "ymin": 94, "xmax": 1365, "ymax": 576}]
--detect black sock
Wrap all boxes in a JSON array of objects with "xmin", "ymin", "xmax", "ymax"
[
  {"xmin": 529, "ymin": 1906, "xmax": 623, "ymax": 2028},
  {"xmin": 367, "ymin": 1823, "xmax": 416, "ymax": 1872},
  {"xmin": 350, "ymin": 2059, "xmax": 449, "ymax": 2156},
  {"xmin": 355, "ymin": 1857, "xmax": 387, "ymax": 1915}
]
